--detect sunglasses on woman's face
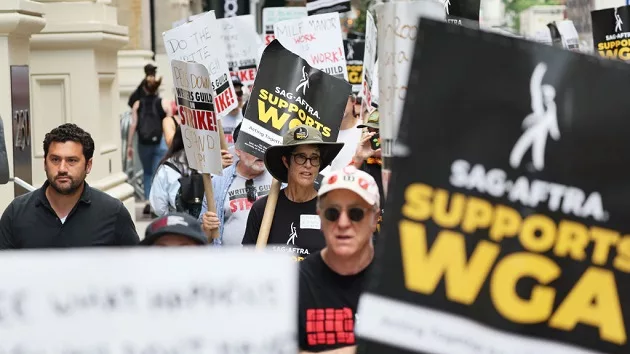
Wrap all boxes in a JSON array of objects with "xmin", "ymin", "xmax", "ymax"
[
  {"xmin": 323, "ymin": 206, "xmax": 369, "ymax": 222},
  {"xmin": 245, "ymin": 179, "xmax": 257, "ymax": 202}
]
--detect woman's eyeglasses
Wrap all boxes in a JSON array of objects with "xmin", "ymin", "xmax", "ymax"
[
  {"xmin": 245, "ymin": 179, "xmax": 257, "ymax": 202},
  {"xmin": 323, "ymin": 207, "xmax": 369, "ymax": 222},
  {"xmin": 292, "ymin": 153, "xmax": 321, "ymax": 167}
]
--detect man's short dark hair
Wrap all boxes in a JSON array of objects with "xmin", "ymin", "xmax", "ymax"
[{"xmin": 43, "ymin": 123, "xmax": 95, "ymax": 160}]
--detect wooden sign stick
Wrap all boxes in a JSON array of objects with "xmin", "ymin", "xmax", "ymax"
[
  {"xmin": 256, "ymin": 178, "xmax": 282, "ymax": 248},
  {"xmin": 202, "ymin": 174, "xmax": 219, "ymax": 241},
  {"xmin": 218, "ymin": 119, "xmax": 228, "ymax": 150}
]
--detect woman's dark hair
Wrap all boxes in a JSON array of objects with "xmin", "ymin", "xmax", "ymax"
[{"xmin": 159, "ymin": 125, "xmax": 185, "ymax": 166}]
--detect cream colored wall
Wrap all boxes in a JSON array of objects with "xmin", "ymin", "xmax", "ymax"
[
  {"xmin": 29, "ymin": 0, "xmax": 135, "ymax": 218},
  {"xmin": 0, "ymin": 1, "xmax": 46, "ymax": 211}
]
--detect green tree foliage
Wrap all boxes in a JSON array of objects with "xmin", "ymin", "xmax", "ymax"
[
  {"xmin": 352, "ymin": 0, "xmax": 374, "ymax": 34},
  {"xmin": 502, "ymin": 0, "xmax": 564, "ymax": 31}
]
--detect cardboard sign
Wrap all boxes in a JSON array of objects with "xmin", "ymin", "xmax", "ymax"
[
  {"xmin": 236, "ymin": 40, "xmax": 350, "ymax": 159},
  {"xmin": 171, "ymin": 60, "xmax": 223, "ymax": 175},
  {"xmin": 163, "ymin": 11, "xmax": 238, "ymax": 116},
  {"xmin": 306, "ymin": 0, "xmax": 351, "ymax": 16},
  {"xmin": 0, "ymin": 248, "xmax": 298, "ymax": 353},
  {"xmin": 344, "ymin": 39, "xmax": 365, "ymax": 94},
  {"xmin": 262, "ymin": 7, "xmax": 308, "ymax": 45},
  {"xmin": 591, "ymin": 6, "xmax": 630, "ymax": 61},
  {"xmin": 375, "ymin": 1, "xmax": 444, "ymax": 148},
  {"xmin": 356, "ymin": 18, "xmax": 630, "ymax": 354},
  {"xmin": 273, "ymin": 12, "xmax": 348, "ymax": 81},
  {"xmin": 361, "ymin": 11, "xmax": 377, "ymax": 109},
  {"xmin": 218, "ymin": 15, "xmax": 261, "ymax": 88}
]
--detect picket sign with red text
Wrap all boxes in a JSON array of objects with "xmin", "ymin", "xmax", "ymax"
[
  {"xmin": 375, "ymin": 1, "xmax": 444, "ymax": 155},
  {"xmin": 171, "ymin": 60, "xmax": 223, "ymax": 175},
  {"xmin": 360, "ymin": 11, "xmax": 377, "ymax": 111},
  {"xmin": 163, "ymin": 11, "xmax": 238, "ymax": 117},
  {"xmin": 217, "ymin": 15, "xmax": 261, "ymax": 89},
  {"xmin": 273, "ymin": 12, "xmax": 348, "ymax": 81},
  {"xmin": 0, "ymin": 248, "xmax": 297, "ymax": 353},
  {"xmin": 262, "ymin": 7, "xmax": 308, "ymax": 45}
]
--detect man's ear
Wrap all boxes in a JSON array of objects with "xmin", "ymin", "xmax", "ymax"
[
  {"xmin": 86, "ymin": 158, "xmax": 93, "ymax": 174},
  {"xmin": 282, "ymin": 155, "xmax": 289, "ymax": 169}
]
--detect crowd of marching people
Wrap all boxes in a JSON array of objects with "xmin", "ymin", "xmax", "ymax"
[{"xmin": 0, "ymin": 64, "xmax": 384, "ymax": 353}]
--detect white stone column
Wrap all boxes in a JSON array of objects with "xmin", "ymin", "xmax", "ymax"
[
  {"xmin": 30, "ymin": 0, "xmax": 136, "ymax": 218},
  {"xmin": 0, "ymin": 0, "xmax": 45, "ymax": 210}
]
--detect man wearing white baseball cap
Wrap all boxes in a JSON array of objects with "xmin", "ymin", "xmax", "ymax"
[{"xmin": 298, "ymin": 165, "xmax": 380, "ymax": 354}]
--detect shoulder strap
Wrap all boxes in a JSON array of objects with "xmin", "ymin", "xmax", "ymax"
[{"xmin": 163, "ymin": 161, "xmax": 182, "ymax": 175}]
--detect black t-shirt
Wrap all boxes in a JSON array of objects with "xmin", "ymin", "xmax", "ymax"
[
  {"xmin": 298, "ymin": 251, "xmax": 373, "ymax": 352},
  {"xmin": 242, "ymin": 190, "xmax": 325, "ymax": 261}
]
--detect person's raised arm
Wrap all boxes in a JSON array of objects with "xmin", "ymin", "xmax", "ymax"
[{"xmin": 127, "ymin": 100, "xmax": 140, "ymax": 160}]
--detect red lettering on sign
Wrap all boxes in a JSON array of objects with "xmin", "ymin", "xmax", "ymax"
[
  {"xmin": 294, "ymin": 34, "xmax": 316, "ymax": 44},
  {"xmin": 265, "ymin": 34, "xmax": 275, "ymax": 45},
  {"xmin": 237, "ymin": 68, "xmax": 256, "ymax": 83},
  {"xmin": 215, "ymin": 92, "xmax": 228, "ymax": 113},
  {"xmin": 309, "ymin": 48, "xmax": 343, "ymax": 64},
  {"xmin": 179, "ymin": 106, "xmax": 217, "ymax": 132}
]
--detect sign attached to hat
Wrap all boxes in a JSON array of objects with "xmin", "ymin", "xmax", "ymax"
[
  {"xmin": 236, "ymin": 40, "xmax": 351, "ymax": 161},
  {"xmin": 357, "ymin": 18, "xmax": 630, "ymax": 354}
]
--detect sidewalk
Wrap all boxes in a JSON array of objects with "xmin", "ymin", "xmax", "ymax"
[{"xmin": 134, "ymin": 201, "xmax": 154, "ymax": 241}]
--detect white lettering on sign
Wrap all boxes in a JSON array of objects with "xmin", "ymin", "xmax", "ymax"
[
  {"xmin": 449, "ymin": 160, "xmax": 608, "ymax": 222},
  {"xmin": 0, "ymin": 248, "xmax": 297, "ymax": 353}
]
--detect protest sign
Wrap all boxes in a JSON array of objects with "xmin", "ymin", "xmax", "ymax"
[
  {"xmin": 0, "ymin": 248, "xmax": 297, "ymax": 353},
  {"xmin": 218, "ymin": 15, "xmax": 261, "ymax": 88},
  {"xmin": 171, "ymin": 60, "xmax": 223, "ymax": 176},
  {"xmin": 262, "ymin": 7, "xmax": 308, "ymax": 45},
  {"xmin": 441, "ymin": 0, "xmax": 480, "ymax": 27},
  {"xmin": 356, "ymin": 18, "xmax": 630, "ymax": 354},
  {"xmin": 361, "ymin": 11, "xmax": 377, "ymax": 110},
  {"xmin": 591, "ymin": 6, "xmax": 630, "ymax": 61},
  {"xmin": 375, "ymin": 1, "xmax": 444, "ymax": 153},
  {"xmin": 273, "ymin": 12, "xmax": 348, "ymax": 81},
  {"xmin": 344, "ymin": 39, "xmax": 365, "ymax": 94},
  {"xmin": 306, "ymin": 0, "xmax": 351, "ymax": 16},
  {"xmin": 163, "ymin": 11, "xmax": 238, "ymax": 116},
  {"xmin": 236, "ymin": 40, "xmax": 350, "ymax": 159}
]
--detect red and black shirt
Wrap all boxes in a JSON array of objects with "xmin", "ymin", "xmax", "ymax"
[{"xmin": 298, "ymin": 251, "xmax": 373, "ymax": 352}]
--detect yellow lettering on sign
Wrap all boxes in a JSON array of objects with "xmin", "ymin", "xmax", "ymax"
[
  {"xmin": 550, "ymin": 267, "xmax": 625, "ymax": 345},
  {"xmin": 400, "ymin": 220, "xmax": 500, "ymax": 305},
  {"xmin": 258, "ymin": 99, "xmax": 291, "ymax": 130},
  {"xmin": 491, "ymin": 253, "xmax": 560, "ymax": 323}
]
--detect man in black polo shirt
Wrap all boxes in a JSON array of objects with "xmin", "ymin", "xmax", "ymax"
[{"xmin": 0, "ymin": 123, "xmax": 139, "ymax": 249}]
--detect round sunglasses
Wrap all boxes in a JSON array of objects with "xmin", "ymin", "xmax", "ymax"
[{"xmin": 323, "ymin": 207, "xmax": 370, "ymax": 222}]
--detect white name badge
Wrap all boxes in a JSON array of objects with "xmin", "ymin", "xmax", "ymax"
[{"xmin": 300, "ymin": 215, "xmax": 321, "ymax": 230}]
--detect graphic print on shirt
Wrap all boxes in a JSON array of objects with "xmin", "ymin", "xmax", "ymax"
[
  {"xmin": 287, "ymin": 222, "xmax": 298, "ymax": 245},
  {"xmin": 305, "ymin": 307, "xmax": 356, "ymax": 346},
  {"xmin": 228, "ymin": 184, "xmax": 271, "ymax": 212}
]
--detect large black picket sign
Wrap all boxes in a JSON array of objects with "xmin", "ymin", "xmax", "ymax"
[
  {"xmin": 591, "ymin": 5, "xmax": 630, "ymax": 62},
  {"xmin": 236, "ymin": 40, "xmax": 351, "ymax": 159},
  {"xmin": 357, "ymin": 19, "xmax": 630, "ymax": 354},
  {"xmin": 446, "ymin": 0, "xmax": 480, "ymax": 28}
]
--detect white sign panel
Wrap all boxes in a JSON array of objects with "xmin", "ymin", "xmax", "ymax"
[
  {"xmin": 218, "ymin": 15, "xmax": 261, "ymax": 88},
  {"xmin": 376, "ymin": 1, "xmax": 445, "ymax": 146},
  {"xmin": 273, "ymin": 12, "xmax": 348, "ymax": 81},
  {"xmin": 163, "ymin": 11, "xmax": 238, "ymax": 117},
  {"xmin": 0, "ymin": 248, "xmax": 298, "ymax": 353},
  {"xmin": 262, "ymin": 7, "xmax": 308, "ymax": 45},
  {"xmin": 171, "ymin": 60, "xmax": 223, "ymax": 175},
  {"xmin": 361, "ymin": 11, "xmax": 378, "ymax": 110}
]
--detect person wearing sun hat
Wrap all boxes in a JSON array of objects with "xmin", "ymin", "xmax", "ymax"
[
  {"xmin": 297, "ymin": 165, "xmax": 380, "ymax": 353},
  {"xmin": 241, "ymin": 124, "xmax": 344, "ymax": 261}
]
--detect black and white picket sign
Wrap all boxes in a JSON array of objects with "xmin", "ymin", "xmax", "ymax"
[
  {"xmin": 592, "ymin": 5, "xmax": 630, "ymax": 62},
  {"xmin": 356, "ymin": 18, "xmax": 630, "ymax": 354},
  {"xmin": 235, "ymin": 40, "xmax": 351, "ymax": 159},
  {"xmin": 344, "ymin": 39, "xmax": 365, "ymax": 94},
  {"xmin": 306, "ymin": 0, "xmax": 351, "ymax": 16},
  {"xmin": 443, "ymin": 0, "xmax": 480, "ymax": 28}
]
